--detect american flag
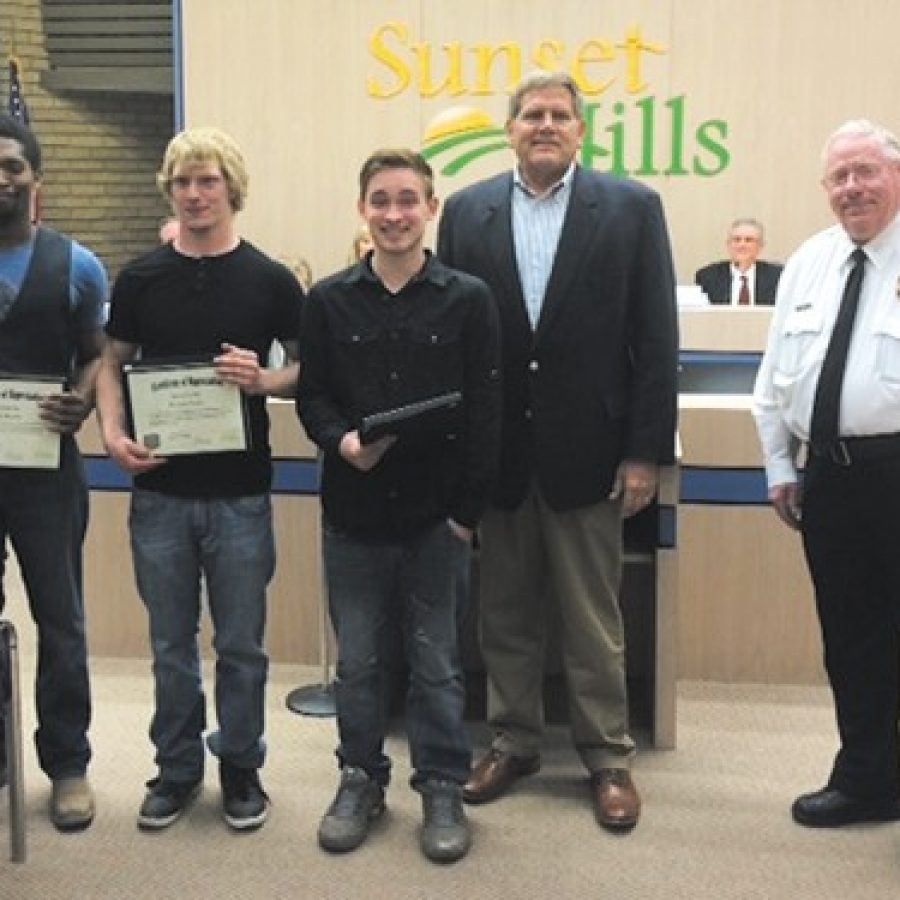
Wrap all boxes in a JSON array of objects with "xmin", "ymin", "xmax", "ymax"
[{"xmin": 8, "ymin": 57, "xmax": 30, "ymax": 125}]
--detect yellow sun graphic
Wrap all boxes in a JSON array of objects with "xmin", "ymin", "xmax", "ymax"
[{"xmin": 423, "ymin": 107, "xmax": 498, "ymax": 143}]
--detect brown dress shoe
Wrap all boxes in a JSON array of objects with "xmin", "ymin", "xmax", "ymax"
[
  {"xmin": 463, "ymin": 749, "xmax": 540, "ymax": 804},
  {"xmin": 590, "ymin": 769, "xmax": 640, "ymax": 831}
]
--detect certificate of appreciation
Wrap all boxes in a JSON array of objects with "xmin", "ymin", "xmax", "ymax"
[
  {"xmin": 124, "ymin": 360, "xmax": 249, "ymax": 456},
  {"xmin": 0, "ymin": 374, "xmax": 64, "ymax": 469}
]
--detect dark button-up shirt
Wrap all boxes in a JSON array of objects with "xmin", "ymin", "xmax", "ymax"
[{"xmin": 297, "ymin": 252, "xmax": 501, "ymax": 540}]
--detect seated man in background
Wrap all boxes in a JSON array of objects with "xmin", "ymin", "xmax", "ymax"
[{"xmin": 695, "ymin": 217, "xmax": 783, "ymax": 305}]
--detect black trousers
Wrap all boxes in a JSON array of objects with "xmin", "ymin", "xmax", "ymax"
[{"xmin": 801, "ymin": 453, "xmax": 900, "ymax": 800}]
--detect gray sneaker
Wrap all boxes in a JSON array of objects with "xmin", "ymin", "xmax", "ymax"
[
  {"xmin": 137, "ymin": 777, "xmax": 201, "ymax": 830},
  {"xmin": 51, "ymin": 775, "xmax": 95, "ymax": 832},
  {"xmin": 317, "ymin": 766, "xmax": 385, "ymax": 853},
  {"xmin": 420, "ymin": 779, "xmax": 470, "ymax": 863}
]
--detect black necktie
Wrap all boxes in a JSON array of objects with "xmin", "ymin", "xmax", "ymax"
[{"xmin": 809, "ymin": 247, "xmax": 867, "ymax": 448}]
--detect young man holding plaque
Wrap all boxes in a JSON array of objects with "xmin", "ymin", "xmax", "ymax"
[
  {"xmin": 96, "ymin": 127, "xmax": 303, "ymax": 832},
  {"xmin": 0, "ymin": 114, "xmax": 107, "ymax": 830},
  {"xmin": 297, "ymin": 149, "xmax": 501, "ymax": 862}
]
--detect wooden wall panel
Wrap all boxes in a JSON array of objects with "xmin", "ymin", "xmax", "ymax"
[
  {"xmin": 677, "ymin": 505, "xmax": 824, "ymax": 684},
  {"xmin": 181, "ymin": 1, "xmax": 900, "ymax": 282}
]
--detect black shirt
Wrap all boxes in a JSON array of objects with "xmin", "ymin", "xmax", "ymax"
[
  {"xmin": 297, "ymin": 253, "xmax": 501, "ymax": 540},
  {"xmin": 107, "ymin": 240, "xmax": 303, "ymax": 497}
]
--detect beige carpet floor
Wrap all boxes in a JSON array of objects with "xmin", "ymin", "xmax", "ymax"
[{"xmin": 1, "ymin": 576, "xmax": 898, "ymax": 898}]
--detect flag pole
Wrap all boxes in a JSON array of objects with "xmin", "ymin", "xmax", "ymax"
[{"xmin": 7, "ymin": 31, "xmax": 39, "ymax": 222}]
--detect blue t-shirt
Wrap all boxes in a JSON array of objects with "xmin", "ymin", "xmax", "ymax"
[{"xmin": 0, "ymin": 233, "xmax": 108, "ymax": 330}]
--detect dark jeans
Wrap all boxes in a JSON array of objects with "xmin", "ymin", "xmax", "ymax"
[
  {"xmin": 0, "ymin": 437, "xmax": 91, "ymax": 779},
  {"xmin": 324, "ymin": 520, "xmax": 471, "ymax": 789},
  {"xmin": 801, "ymin": 453, "xmax": 900, "ymax": 801},
  {"xmin": 129, "ymin": 490, "xmax": 274, "ymax": 783}
]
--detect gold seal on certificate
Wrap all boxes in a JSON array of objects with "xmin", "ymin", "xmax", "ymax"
[
  {"xmin": 0, "ymin": 374, "xmax": 64, "ymax": 469},
  {"xmin": 124, "ymin": 360, "xmax": 249, "ymax": 456}
]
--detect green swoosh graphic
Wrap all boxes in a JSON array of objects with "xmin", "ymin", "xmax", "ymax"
[
  {"xmin": 421, "ymin": 127, "xmax": 506, "ymax": 157},
  {"xmin": 437, "ymin": 141, "xmax": 510, "ymax": 176}
]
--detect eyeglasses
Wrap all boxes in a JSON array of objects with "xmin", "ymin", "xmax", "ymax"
[{"xmin": 823, "ymin": 162, "xmax": 886, "ymax": 190}]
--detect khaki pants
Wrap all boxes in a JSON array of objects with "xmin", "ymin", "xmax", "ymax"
[{"xmin": 478, "ymin": 486, "xmax": 635, "ymax": 772}]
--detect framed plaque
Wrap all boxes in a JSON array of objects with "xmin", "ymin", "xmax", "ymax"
[
  {"xmin": 0, "ymin": 373, "xmax": 64, "ymax": 469},
  {"xmin": 359, "ymin": 391, "xmax": 463, "ymax": 445},
  {"xmin": 124, "ymin": 359, "xmax": 249, "ymax": 456}
]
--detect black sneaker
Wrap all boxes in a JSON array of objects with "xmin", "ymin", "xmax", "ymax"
[
  {"xmin": 137, "ymin": 777, "xmax": 201, "ymax": 830},
  {"xmin": 220, "ymin": 762, "xmax": 269, "ymax": 831},
  {"xmin": 317, "ymin": 766, "xmax": 385, "ymax": 853},
  {"xmin": 420, "ymin": 779, "xmax": 470, "ymax": 863}
]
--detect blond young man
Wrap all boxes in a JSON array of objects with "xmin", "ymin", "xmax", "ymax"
[{"xmin": 97, "ymin": 127, "xmax": 303, "ymax": 831}]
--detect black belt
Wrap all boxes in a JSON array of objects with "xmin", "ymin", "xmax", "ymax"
[{"xmin": 809, "ymin": 433, "xmax": 900, "ymax": 466}]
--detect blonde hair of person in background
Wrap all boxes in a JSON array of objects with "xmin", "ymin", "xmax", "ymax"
[
  {"xmin": 348, "ymin": 223, "xmax": 374, "ymax": 264},
  {"xmin": 279, "ymin": 255, "xmax": 313, "ymax": 291},
  {"xmin": 268, "ymin": 255, "xmax": 312, "ymax": 368}
]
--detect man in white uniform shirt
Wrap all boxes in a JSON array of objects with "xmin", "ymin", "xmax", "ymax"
[{"xmin": 753, "ymin": 119, "xmax": 900, "ymax": 829}]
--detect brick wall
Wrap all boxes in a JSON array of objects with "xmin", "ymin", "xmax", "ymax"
[{"xmin": 3, "ymin": 0, "xmax": 173, "ymax": 279}]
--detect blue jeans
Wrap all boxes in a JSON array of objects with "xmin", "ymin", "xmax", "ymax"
[
  {"xmin": 324, "ymin": 520, "xmax": 471, "ymax": 788},
  {"xmin": 129, "ymin": 489, "xmax": 274, "ymax": 783},
  {"xmin": 0, "ymin": 437, "xmax": 91, "ymax": 779}
]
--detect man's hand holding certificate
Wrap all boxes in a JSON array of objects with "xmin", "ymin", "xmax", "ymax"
[
  {"xmin": 39, "ymin": 390, "xmax": 92, "ymax": 434},
  {"xmin": 0, "ymin": 375, "xmax": 65, "ymax": 469}
]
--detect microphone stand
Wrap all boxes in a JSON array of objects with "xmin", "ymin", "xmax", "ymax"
[{"xmin": 285, "ymin": 568, "xmax": 335, "ymax": 717}]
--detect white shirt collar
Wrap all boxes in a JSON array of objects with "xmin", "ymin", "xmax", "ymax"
[
  {"xmin": 852, "ymin": 211, "xmax": 900, "ymax": 271},
  {"xmin": 730, "ymin": 262, "xmax": 756, "ymax": 279},
  {"xmin": 513, "ymin": 161, "xmax": 576, "ymax": 198}
]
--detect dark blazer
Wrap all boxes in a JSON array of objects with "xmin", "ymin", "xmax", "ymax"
[
  {"xmin": 437, "ymin": 167, "xmax": 678, "ymax": 513},
  {"xmin": 694, "ymin": 260, "xmax": 783, "ymax": 305}
]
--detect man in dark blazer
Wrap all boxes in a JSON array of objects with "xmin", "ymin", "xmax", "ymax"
[
  {"xmin": 437, "ymin": 71, "xmax": 678, "ymax": 832},
  {"xmin": 694, "ymin": 218, "xmax": 783, "ymax": 305}
]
